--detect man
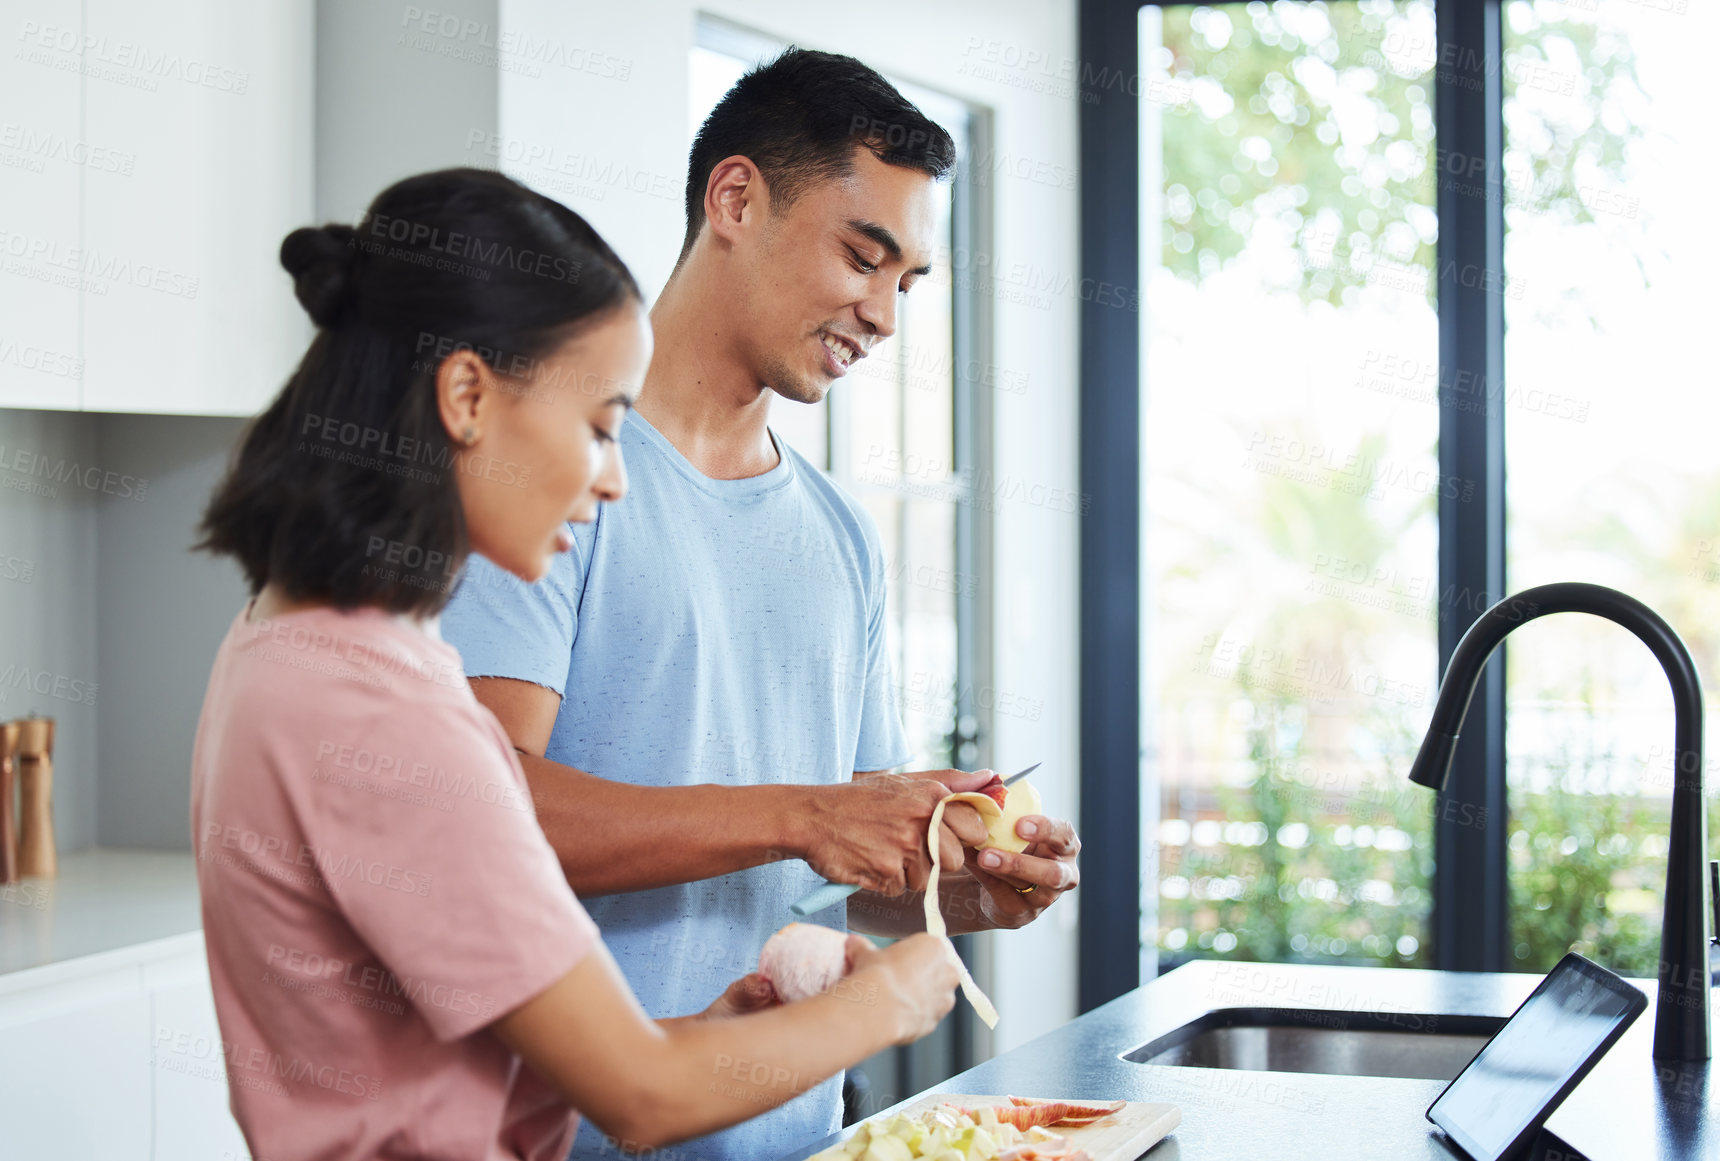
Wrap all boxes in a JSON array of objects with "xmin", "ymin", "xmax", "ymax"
[{"xmin": 442, "ymin": 48, "xmax": 1081, "ymax": 1160}]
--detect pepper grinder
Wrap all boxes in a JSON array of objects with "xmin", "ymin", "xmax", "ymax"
[
  {"xmin": 15, "ymin": 715, "xmax": 56, "ymax": 879},
  {"xmin": 0, "ymin": 720, "xmax": 19, "ymax": 884}
]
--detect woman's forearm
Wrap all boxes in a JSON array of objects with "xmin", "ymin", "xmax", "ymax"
[
  {"xmin": 495, "ymin": 946, "xmax": 898, "ymax": 1151},
  {"xmin": 628, "ymin": 989, "xmax": 896, "ymax": 1146}
]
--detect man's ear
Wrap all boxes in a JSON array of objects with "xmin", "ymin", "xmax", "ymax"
[{"xmin": 703, "ymin": 155, "xmax": 766, "ymax": 248}]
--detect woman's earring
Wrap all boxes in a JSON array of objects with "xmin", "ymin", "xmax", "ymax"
[{"xmin": 461, "ymin": 425, "xmax": 477, "ymax": 446}]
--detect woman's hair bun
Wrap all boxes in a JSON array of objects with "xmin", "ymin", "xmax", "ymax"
[{"xmin": 280, "ymin": 224, "xmax": 359, "ymax": 328}]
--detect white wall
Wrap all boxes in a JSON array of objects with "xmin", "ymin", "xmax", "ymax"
[
  {"xmin": 93, "ymin": 414, "xmax": 250, "ymax": 848},
  {"xmin": 490, "ymin": 0, "xmax": 1084, "ymax": 1051},
  {"xmin": 0, "ymin": 408, "xmax": 250, "ymax": 854},
  {"xmin": 0, "ymin": 409, "xmax": 102, "ymax": 852}
]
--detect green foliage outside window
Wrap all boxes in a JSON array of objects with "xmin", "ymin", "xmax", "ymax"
[{"xmin": 1154, "ymin": 1, "xmax": 1643, "ymax": 308}]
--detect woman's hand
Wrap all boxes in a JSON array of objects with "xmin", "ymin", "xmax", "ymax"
[
  {"xmin": 692, "ymin": 932, "xmax": 874, "ymax": 1022},
  {"xmin": 694, "ymin": 973, "xmax": 780, "ymax": 1021},
  {"xmin": 845, "ymin": 932, "xmax": 960, "ymax": 1044},
  {"xmin": 493, "ymin": 938, "xmax": 955, "ymax": 1150}
]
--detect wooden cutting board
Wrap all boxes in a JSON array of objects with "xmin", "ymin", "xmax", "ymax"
[{"xmin": 854, "ymin": 1094, "xmax": 1180, "ymax": 1160}]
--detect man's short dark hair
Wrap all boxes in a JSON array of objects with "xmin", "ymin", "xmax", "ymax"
[{"xmin": 680, "ymin": 47, "xmax": 956, "ymax": 262}]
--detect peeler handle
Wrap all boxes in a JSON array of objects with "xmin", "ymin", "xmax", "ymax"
[{"xmin": 789, "ymin": 881, "xmax": 861, "ymax": 917}]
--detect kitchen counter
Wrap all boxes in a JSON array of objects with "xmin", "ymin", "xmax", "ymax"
[
  {"xmin": 0, "ymin": 848, "xmax": 201, "ymax": 978},
  {"xmin": 778, "ymin": 959, "xmax": 1718, "ymax": 1161}
]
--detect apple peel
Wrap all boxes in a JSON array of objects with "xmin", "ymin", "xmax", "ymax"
[{"xmin": 926, "ymin": 794, "xmax": 1000, "ymax": 1029}]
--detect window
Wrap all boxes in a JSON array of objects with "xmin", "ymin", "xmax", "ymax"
[
  {"xmin": 1501, "ymin": 0, "xmax": 1718, "ymax": 975},
  {"xmin": 1101, "ymin": 0, "xmax": 1716, "ymax": 993},
  {"xmin": 1141, "ymin": 0, "xmax": 1439, "ymax": 973}
]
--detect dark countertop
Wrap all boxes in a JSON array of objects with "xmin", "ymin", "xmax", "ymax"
[{"xmin": 777, "ymin": 960, "xmax": 1719, "ymax": 1161}]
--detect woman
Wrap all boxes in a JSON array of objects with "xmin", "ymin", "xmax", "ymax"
[{"xmin": 192, "ymin": 168, "xmax": 957, "ymax": 1161}]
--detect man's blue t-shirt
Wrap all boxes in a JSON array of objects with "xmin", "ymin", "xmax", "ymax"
[{"xmin": 441, "ymin": 409, "xmax": 912, "ymax": 1161}]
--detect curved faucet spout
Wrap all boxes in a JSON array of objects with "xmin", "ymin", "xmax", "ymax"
[{"xmin": 1407, "ymin": 581, "xmax": 1708, "ymax": 1061}]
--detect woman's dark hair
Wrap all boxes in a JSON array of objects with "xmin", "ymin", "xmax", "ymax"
[
  {"xmin": 196, "ymin": 167, "xmax": 640, "ymax": 616},
  {"xmin": 680, "ymin": 48, "xmax": 956, "ymax": 262}
]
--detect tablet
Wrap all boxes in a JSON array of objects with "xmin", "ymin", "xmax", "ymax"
[{"xmin": 1426, "ymin": 952, "xmax": 1646, "ymax": 1161}]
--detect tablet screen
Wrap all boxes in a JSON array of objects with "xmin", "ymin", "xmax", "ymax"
[{"xmin": 1428, "ymin": 954, "xmax": 1645, "ymax": 1161}]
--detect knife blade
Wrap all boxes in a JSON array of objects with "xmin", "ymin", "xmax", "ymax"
[{"xmin": 788, "ymin": 762, "xmax": 1042, "ymax": 917}]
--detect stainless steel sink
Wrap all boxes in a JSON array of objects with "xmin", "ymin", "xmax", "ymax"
[{"xmin": 1123, "ymin": 1007, "xmax": 1506, "ymax": 1081}]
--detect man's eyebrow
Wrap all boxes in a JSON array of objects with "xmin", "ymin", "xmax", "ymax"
[
  {"xmin": 846, "ymin": 218, "xmax": 934, "ymax": 278},
  {"xmin": 606, "ymin": 392, "xmax": 636, "ymax": 409}
]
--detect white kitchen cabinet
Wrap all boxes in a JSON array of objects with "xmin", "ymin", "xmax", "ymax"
[
  {"xmin": 0, "ymin": 0, "xmax": 85, "ymax": 411},
  {"xmin": 0, "ymin": 854, "xmax": 251, "ymax": 1156},
  {"xmin": 148, "ymin": 954, "xmax": 251, "ymax": 1161},
  {"xmin": 78, "ymin": 0, "xmax": 314, "ymax": 416},
  {"xmin": 0, "ymin": 958, "xmax": 153, "ymax": 1160}
]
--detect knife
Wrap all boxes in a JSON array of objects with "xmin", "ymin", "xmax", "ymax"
[{"xmin": 788, "ymin": 763, "xmax": 1042, "ymax": 917}]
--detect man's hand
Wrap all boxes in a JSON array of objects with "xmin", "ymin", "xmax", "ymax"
[
  {"xmin": 965, "ymin": 814, "xmax": 1081, "ymax": 930},
  {"xmin": 801, "ymin": 770, "xmax": 993, "ymax": 896}
]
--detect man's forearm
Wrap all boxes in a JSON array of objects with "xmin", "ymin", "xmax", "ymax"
[
  {"xmin": 847, "ymin": 872, "xmax": 992, "ymax": 937},
  {"xmin": 518, "ymin": 751, "xmax": 819, "ymax": 896}
]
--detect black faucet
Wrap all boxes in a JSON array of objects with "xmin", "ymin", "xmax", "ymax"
[{"xmin": 1407, "ymin": 581, "xmax": 1709, "ymax": 1061}]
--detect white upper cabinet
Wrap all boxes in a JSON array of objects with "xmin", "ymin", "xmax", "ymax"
[
  {"xmin": 74, "ymin": 0, "xmax": 314, "ymax": 416},
  {"xmin": 0, "ymin": 0, "xmax": 85, "ymax": 411}
]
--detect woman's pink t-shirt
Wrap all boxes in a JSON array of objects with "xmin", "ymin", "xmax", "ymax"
[{"xmin": 190, "ymin": 602, "xmax": 599, "ymax": 1160}]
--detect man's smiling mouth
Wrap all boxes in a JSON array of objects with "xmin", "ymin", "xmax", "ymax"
[{"xmin": 820, "ymin": 331, "xmax": 863, "ymax": 369}]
